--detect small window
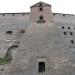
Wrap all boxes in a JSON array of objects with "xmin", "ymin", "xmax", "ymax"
[
  {"xmin": 70, "ymin": 32, "xmax": 73, "ymax": 35},
  {"xmin": 63, "ymin": 14, "xmax": 65, "ymax": 17},
  {"xmin": 22, "ymin": 13, "xmax": 25, "ymax": 16},
  {"xmin": 6, "ymin": 31, "xmax": 13, "ymax": 34},
  {"xmin": 62, "ymin": 26, "xmax": 65, "ymax": 29},
  {"xmin": 38, "ymin": 62, "xmax": 45, "ymax": 72},
  {"xmin": 39, "ymin": 7, "xmax": 43, "ymax": 11},
  {"xmin": 39, "ymin": 15, "xmax": 43, "ymax": 20},
  {"xmin": 2, "ymin": 14, "xmax": 5, "ymax": 16},
  {"xmin": 37, "ymin": 15, "xmax": 45, "ymax": 23},
  {"xmin": 53, "ymin": 13, "xmax": 55, "ymax": 16},
  {"xmin": 19, "ymin": 30, "xmax": 25, "ymax": 33},
  {"xmin": 68, "ymin": 27, "xmax": 70, "ymax": 30},
  {"xmin": 63, "ymin": 32, "xmax": 67, "ymax": 35},
  {"xmin": 71, "ymin": 40, "xmax": 74, "ymax": 44},
  {"xmin": 12, "ymin": 14, "xmax": 15, "ymax": 16},
  {"xmin": 1, "ymin": 69, "xmax": 4, "ymax": 71}
]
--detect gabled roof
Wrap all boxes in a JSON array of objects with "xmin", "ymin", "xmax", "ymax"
[{"xmin": 31, "ymin": 1, "xmax": 51, "ymax": 8}]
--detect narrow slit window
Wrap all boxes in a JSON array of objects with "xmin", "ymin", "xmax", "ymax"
[
  {"xmin": 38, "ymin": 62, "xmax": 45, "ymax": 72},
  {"xmin": 71, "ymin": 40, "xmax": 74, "ymax": 44}
]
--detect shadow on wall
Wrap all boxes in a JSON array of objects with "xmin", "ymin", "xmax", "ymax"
[{"xmin": 5, "ymin": 44, "xmax": 19, "ymax": 58}]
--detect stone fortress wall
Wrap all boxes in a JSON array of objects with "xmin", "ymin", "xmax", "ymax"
[
  {"xmin": 0, "ymin": 13, "xmax": 30, "ymax": 57},
  {"xmin": 0, "ymin": 1, "xmax": 75, "ymax": 75},
  {"xmin": 0, "ymin": 12, "xmax": 74, "ymax": 58},
  {"xmin": 54, "ymin": 13, "xmax": 75, "ymax": 48}
]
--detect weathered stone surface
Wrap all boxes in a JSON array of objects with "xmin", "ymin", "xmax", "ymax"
[{"xmin": 0, "ymin": 1, "xmax": 75, "ymax": 75}]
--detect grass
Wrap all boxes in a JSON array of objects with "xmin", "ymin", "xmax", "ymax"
[{"xmin": 0, "ymin": 57, "xmax": 12, "ymax": 65}]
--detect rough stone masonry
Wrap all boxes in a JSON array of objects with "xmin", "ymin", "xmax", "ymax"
[{"xmin": 0, "ymin": 1, "xmax": 75, "ymax": 75}]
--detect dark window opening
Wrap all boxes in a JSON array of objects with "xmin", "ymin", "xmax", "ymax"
[
  {"xmin": 63, "ymin": 32, "xmax": 67, "ymax": 35},
  {"xmin": 39, "ymin": 15, "xmax": 43, "ymax": 20},
  {"xmin": 63, "ymin": 14, "xmax": 65, "ymax": 17},
  {"xmin": 1, "ymin": 69, "xmax": 4, "ymax": 71},
  {"xmin": 2, "ymin": 14, "xmax": 5, "ymax": 16},
  {"xmin": 19, "ymin": 30, "xmax": 25, "ymax": 33},
  {"xmin": 37, "ymin": 15, "xmax": 45, "ymax": 23},
  {"xmin": 22, "ymin": 13, "xmax": 25, "ymax": 16},
  {"xmin": 12, "ymin": 14, "xmax": 15, "ymax": 16},
  {"xmin": 68, "ymin": 27, "xmax": 70, "ymax": 30},
  {"xmin": 12, "ymin": 45, "xmax": 18, "ymax": 48},
  {"xmin": 53, "ymin": 13, "xmax": 55, "ymax": 16},
  {"xmin": 62, "ymin": 26, "xmax": 65, "ymax": 29},
  {"xmin": 6, "ymin": 31, "xmax": 13, "ymax": 34},
  {"xmin": 71, "ymin": 40, "xmax": 74, "ymax": 44},
  {"xmin": 70, "ymin": 32, "xmax": 73, "ymax": 35},
  {"xmin": 38, "ymin": 62, "xmax": 45, "ymax": 72},
  {"xmin": 39, "ymin": 7, "xmax": 43, "ymax": 11}
]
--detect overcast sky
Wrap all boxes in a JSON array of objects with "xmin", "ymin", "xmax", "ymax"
[{"xmin": 0, "ymin": 0, "xmax": 75, "ymax": 14}]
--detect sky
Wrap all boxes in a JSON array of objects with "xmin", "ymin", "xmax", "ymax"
[{"xmin": 0, "ymin": 0, "xmax": 75, "ymax": 14}]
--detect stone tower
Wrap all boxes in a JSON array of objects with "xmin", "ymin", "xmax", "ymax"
[{"xmin": 31, "ymin": 1, "xmax": 53, "ymax": 24}]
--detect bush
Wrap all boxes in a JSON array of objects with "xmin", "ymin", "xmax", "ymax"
[{"xmin": 0, "ymin": 57, "xmax": 12, "ymax": 65}]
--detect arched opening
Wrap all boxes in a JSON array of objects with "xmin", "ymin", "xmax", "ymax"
[
  {"xmin": 0, "ymin": 45, "xmax": 18, "ymax": 65},
  {"xmin": 5, "ymin": 45, "xmax": 18, "ymax": 58}
]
